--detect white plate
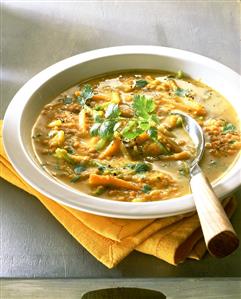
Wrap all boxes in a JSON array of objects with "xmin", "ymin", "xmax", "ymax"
[{"xmin": 3, "ymin": 46, "xmax": 241, "ymax": 218}]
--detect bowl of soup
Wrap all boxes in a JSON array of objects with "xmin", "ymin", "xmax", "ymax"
[{"xmin": 3, "ymin": 46, "xmax": 241, "ymax": 218}]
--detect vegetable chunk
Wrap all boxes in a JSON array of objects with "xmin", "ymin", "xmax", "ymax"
[{"xmin": 89, "ymin": 174, "xmax": 141, "ymax": 191}]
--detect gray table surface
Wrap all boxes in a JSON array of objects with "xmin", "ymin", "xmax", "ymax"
[{"xmin": 1, "ymin": 0, "xmax": 241, "ymax": 279}]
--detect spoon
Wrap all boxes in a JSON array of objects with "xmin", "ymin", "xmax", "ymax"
[{"xmin": 172, "ymin": 111, "xmax": 239, "ymax": 258}]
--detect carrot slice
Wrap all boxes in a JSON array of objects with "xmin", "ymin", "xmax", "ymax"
[
  {"xmin": 136, "ymin": 132, "xmax": 149, "ymax": 145},
  {"xmin": 89, "ymin": 174, "xmax": 141, "ymax": 191},
  {"xmin": 92, "ymin": 94, "xmax": 109, "ymax": 101},
  {"xmin": 99, "ymin": 138, "xmax": 121, "ymax": 159}
]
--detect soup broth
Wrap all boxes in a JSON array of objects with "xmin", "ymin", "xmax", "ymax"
[{"xmin": 32, "ymin": 71, "xmax": 241, "ymax": 202}]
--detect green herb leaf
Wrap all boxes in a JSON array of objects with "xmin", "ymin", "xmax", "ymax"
[
  {"xmin": 93, "ymin": 186, "xmax": 106, "ymax": 196},
  {"xmin": 134, "ymin": 162, "xmax": 151, "ymax": 173},
  {"xmin": 175, "ymin": 87, "xmax": 188, "ymax": 97},
  {"xmin": 90, "ymin": 123, "xmax": 101, "ymax": 136},
  {"xmin": 95, "ymin": 105, "xmax": 105, "ymax": 111},
  {"xmin": 77, "ymin": 84, "xmax": 93, "ymax": 106},
  {"xmin": 99, "ymin": 120, "xmax": 116, "ymax": 139},
  {"xmin": 64, "ymin": 97, "xmax": 73, "ymax": 104},
  {"xmin": 121, "ymin": 120, "xmax": 136, "ymax": 135},
  {"xmin": 121, "ymin": 96, "xmax": 159, "ymax": 140},
  {"xmin": 97, "ymin": 165, "xmax": 106, "ymax": 173},
  {"xmin": 66, "ymin": 147, "xmax": 75, "ymax": 154},
  {"xmin": 145, "ymin": 98, "xmax": 156, "ymax": 113},
  {"xmin": 122, "ymin": 129, "xmax": 142, "ymax": 140},
  {"xmin": 105, "ymin": 103, "xmax": 120, "ymax": 119},
  {"xmin": 222, "ymin": 122, "xmax": 236, "ymax": 134},
  {"xmin": 94, "ymin": 114, "xmax": 102, "ymax": 123},
  {"xmin": 81, "ymin": 84, "xmax": 93, "ymax": 100},
  {"xmin": 135, "ymin": 79, "xmax": 148, "ymax": 88},
  {"xmin": 132, "ymin": 95, "xmax": 155, "ymax": 118},
  {"xmin": 93, "ymin": 111, "xmax": 103, "ymax": 123},
  {"xmin": 147, "ymin": 127, "xmax": 158, "ymax": 140},
  {"xmin": 150, "ymin": 114, "xmax": 160, "ymax": 124},
  {"xmin": 147, "ymin": 127, "xmax": 169, "ymax": 154},
  {"xmin": 54, "ymin": 148, "xmax": 75, "ymax": 164},
  {"xmin": 178, "ymin": 162, "xmax": 190, "ymax": 177},
  {"xmin": 94, "ymin": 161, "xmax": 120, "ymax": 175},
  {"xmin": 139, "ymin": 120, "xmax": 150, "ymax": 131},
  {"xmin": 142, "ymin": 184, "xmax": 152, "ymax": 193},
  {"xmin": 158, "ymin": 142, "xmax": 170, "ymax": 155},
  {"xmin": 74, "ymin": 164, "xmax": 86, "ymax": 174},
  {"xmin": 71, "ymin": 175, "xmax": 81, "ymax": 183}
]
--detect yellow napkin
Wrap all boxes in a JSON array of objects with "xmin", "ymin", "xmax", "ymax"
[
  {"xmin": 0, "ymin": 120, "xmax": 237, "ymax": 268},
  {"xmin": 136, "ymin": 196, "xmax": 236, "ymax": 264}
]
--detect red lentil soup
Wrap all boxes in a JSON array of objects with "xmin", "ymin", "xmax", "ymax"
[{"xmin": 32, "ymin": 71, "xmax": 241, "ymax": 202}]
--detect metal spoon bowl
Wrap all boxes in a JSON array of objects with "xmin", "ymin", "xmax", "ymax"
[
  {"xmin": 171, "ymin": 111, "xmax": 204, "ymax": 172},
  {"xmin": 171, "ymin": 110, "xmax": 239, "ymax": 258}
]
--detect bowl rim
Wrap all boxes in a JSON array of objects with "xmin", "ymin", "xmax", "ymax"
[{"xmin": 3, "ymin": 45, "xmax": 241, "ymax": 219}]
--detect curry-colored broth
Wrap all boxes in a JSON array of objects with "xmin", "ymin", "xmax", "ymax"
[{"xmin": 32, "ymin": 70, "xmax": 241, "ymax": 202}]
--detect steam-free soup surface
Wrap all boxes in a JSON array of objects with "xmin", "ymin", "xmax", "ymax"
[{"xmin": 32, "ymin": 71, "xmax": 241, "ymax": 202}]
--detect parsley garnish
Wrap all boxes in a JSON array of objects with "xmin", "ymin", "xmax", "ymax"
[
  {"xmin": 132, "ymin": 95, "xmax": 156, "ymax": 118},
  {"xmin": 93, "ymin": 186, "xmax": 106, "ymax": 196},
  {"xmin": 178, "ymin": 162, "xmax": 190, "ymax": 177},
  {"xmin": 135, "ymin": 79, "xmax": 148, "ymax": 88},
  {"xmin": 54, "ymin": 148, "xmax": 75, "ymax": 165},
  {"xmin": 147, "ymin": 127, "xmax": 158, "ymax": 139},
  {"xmin": 105, "ymin": 103, "xmax": 120, "ymax": 119},
  {"xmin": 122, "ymin": 95, "xmax": 159, "ymax": 140},
  {"xmin": 90, "ymin": 103, "xmax": 121, "ymax": 147},
  {"xmin": 147, "ymin": 126, "xmax": 169, "ymax": 154},
  {"xmin": 94, "ymin": 161, "xmax": 122, "ymax": 175},
  {"xmin": 142, "ymin": 184, "xmax": 152, "ymax": 193},
  {"xmin": 122, "ymin": 121, "xmax": 141, "ymax": 139},
  {"xmin": 64, "ymin": 97, "xmax": 73, "ymax": 104},
  {"xmin": 97, "ymin": 164, "xmax": 107, "ymax": 174},
  {"xmin": 71, "ymin": 175, "xmax": 81, "ymax": 183},
  {"xmin": 89, "ymin": 94, "xmax": 165, "ymax": 153},
  {"xmin": 175, "ymin": 87, "xmax": 188, "ymax": 97},
  {"xmin": 134, "ymin": 163, "xmax": 151, "ymax": 173},
  {"xmin": 98, "ymin": 120, "xmax": 117, "ymax": 139},
  {"xmin": 77, "ymin": 84, "xmax": 93, "ymax": 106},
  {"xmin": 90, "ymin": 123, "xmax": 101, "ymax": 136},
  {"xmin": 127, "ymin": 162, "xmax": 151, "ymax": 173},
  {"xmin": 74, "ymin": 164, "xmax": 86, "ymax": 174},
  {"xmin": 222, "ymin": 122, "xmax": 236, "ymax": 134},
  {"xmin": 66, "ymin": 147, "xmax": 75, "ymax": 154}
]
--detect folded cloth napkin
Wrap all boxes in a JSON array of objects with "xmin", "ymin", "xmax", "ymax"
[{"xmin": 0, "ymin": 121, "xmax": 237, "ymax": 268}]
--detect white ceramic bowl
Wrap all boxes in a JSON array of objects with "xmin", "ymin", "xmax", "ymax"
[{"xmin": 3, "ymin": 46, "xmax": 241, "ymax": 219}]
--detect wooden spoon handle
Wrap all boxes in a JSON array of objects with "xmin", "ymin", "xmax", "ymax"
[{"xmin": 190, "ymin": 166, "xmax": 239, "ymax": 257}]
